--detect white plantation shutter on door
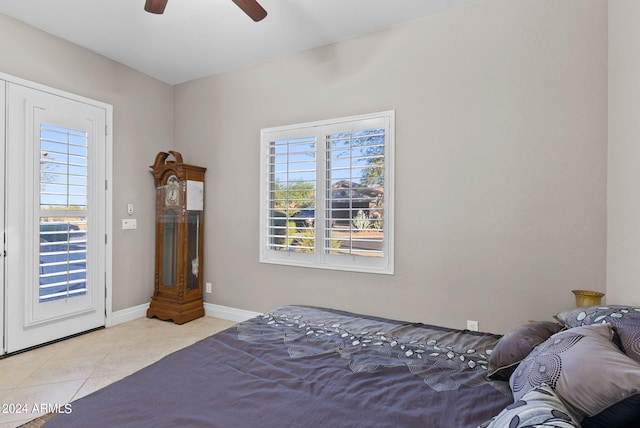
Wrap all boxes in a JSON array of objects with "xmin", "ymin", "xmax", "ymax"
[{"xmin": 39, "ymin": 124, "xmax": 89, "ymax": 302}]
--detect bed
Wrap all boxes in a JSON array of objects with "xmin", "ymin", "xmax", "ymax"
[{"xmin": 39, "ymin": 304, "xmax": 640, "ymax": 428}]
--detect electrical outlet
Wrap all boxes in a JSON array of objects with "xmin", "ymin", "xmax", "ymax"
[
  {"xmin": 205, "ymin": 282, "xmax": 212, "ymax": 293},
  {"xmin": 466, "ymin": 320, "xmax": 479, "ymax": 331}
]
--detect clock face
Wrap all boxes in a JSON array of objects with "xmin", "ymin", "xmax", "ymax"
[{"xmin": 165, "ymin": 175, "xmax": 180, "ymax": 206}]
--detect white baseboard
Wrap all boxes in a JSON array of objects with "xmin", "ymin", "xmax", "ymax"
[
  {"xmin": 204, "ymin": 303, "xmax": 262, "ymax": 322},
  {"xmin": 111, "ymin": 303, "xmax": 149, "ymax": 326},
  {"xmin": 110, "ymin": 302, "xmax": 260, "ymax": 326}
]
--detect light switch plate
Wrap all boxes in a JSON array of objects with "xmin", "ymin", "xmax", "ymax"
[{"xmin": 122, "ymin": 219, "xmax": 137, "ymax": 230}]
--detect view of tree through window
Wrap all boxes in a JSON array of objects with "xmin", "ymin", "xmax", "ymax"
[
  {"xmin": 268, "ymin": 136, "xmax": 316, "ymax": 253},
  {"xmin": 325, "ymin": 128, "xmax": 385, "ymax": 257},
  {"xmin": 261, "ymin": 111, "xmax": 394, "ymax": 274}
]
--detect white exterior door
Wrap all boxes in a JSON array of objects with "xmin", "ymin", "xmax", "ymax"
[{"xmin": 4, "ymin": 81, "xmax": 111, "ymax": 353}]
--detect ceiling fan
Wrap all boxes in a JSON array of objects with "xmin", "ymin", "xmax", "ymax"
[{"xmin": 144, "ymin": 0, "xmax": 267, "ymax": 22}]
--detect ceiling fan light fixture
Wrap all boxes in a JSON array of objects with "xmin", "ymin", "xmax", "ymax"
[{"xmin": 143, "ymin": 0, "xmax": 266, "ymax": 22}]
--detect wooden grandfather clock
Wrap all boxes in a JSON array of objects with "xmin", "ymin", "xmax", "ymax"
[{"xmin": 147, "ymin": 151, "xmax": 206, "ymax": 324}]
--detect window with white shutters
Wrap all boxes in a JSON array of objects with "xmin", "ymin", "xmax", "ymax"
[
  {"xmin": 39, "ymin": 124, "xmax": 88, "ymax": 302},
  {"xmin": 260, "ymin": 111, "xmax": 394, "ymax": 274}
]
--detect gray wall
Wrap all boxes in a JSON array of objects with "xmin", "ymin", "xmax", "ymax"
[
  {"xmin": 0, "ymin": 0, "xmax": 611, "ymax": 334},
  {"xmin": 608, "ymin": 0, "xmax": 640, "ymax": 305},
  {"xmin": 175, "ymin": 0, "xmax": 608, "ymax": 333},
  {"xmin": 0, "ymin": 13, "xmax": 173, "ymax": 312}
]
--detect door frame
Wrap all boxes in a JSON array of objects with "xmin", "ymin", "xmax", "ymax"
[
  {"xmin": 1, "ymin": 72, "xmax": 112, "ymax": 354},
  {"xmin": 0, "ymin": 80, "xmax": 5, "ymax": 352}
]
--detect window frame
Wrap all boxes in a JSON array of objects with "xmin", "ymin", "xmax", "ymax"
[{"xmin": 259, "ymin": 110, "xmax": 395, "ymax": 275}]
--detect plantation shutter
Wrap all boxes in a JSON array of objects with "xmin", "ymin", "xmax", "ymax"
[{"xmin": 260, "ymin": 111, "xmax": 394, "ymax": 274}]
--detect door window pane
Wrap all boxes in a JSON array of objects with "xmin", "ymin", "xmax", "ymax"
[
  {"xmin": 40, "ymin": 124, "xmax": 88, "ymax": 209},
  {"xmin": 39, "ymin": 217, "xmax": 87, "ymax": 302},
  {"xmin": 38, "ymin": 124, "xmax": 89, "ymax": 302}
]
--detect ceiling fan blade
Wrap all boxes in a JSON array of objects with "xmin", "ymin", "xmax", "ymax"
[
  {"xmin": 231, "ymin": 0, "xmax": 267, "ymax": 22},
  {"xmin": 145, "ymin": 0, "xmax": 168, "ymax": 14}
]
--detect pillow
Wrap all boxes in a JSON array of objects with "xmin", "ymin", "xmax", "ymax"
[
  {"xmin": 478, "ymin": 384, "xmax": 580, "ymax": 428},
  {"xmin": 555, "ymin": 305, "xmax": 640, "ymax": 363},
  {"xmin": 488, "ymin": 321, "xmax": 565, "ymax": 381},
  {"xmin": 509, "ymin": 323, "xmax": 640, "ymax": 418}
]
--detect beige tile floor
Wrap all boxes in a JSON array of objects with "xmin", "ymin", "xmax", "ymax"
[{"xmin": 0, "ymin": 316, "xmax": 237, "ymax": 428}]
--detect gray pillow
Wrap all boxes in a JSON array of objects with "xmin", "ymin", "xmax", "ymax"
[
  {"xmin": 555, "ymin": 305, "xmax": 640, "ymax": 363},
  {"xmin": 510, "ymin": 323, "xmax": 640, "ymax": 417},
  {"xmin": 478, "ymin": 384, "xmax": 580, "ymax": 428},
  {"xmin": 488, "ymin": 321, "xmax": 564, "ymax": 381}
]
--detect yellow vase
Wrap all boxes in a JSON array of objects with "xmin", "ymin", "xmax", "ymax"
[{"xmin": 572, "ymin": 289, "xmax": 605, "ymax": 308}]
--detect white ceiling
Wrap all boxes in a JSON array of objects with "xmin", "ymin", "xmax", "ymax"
[{"xmin": 0, "ymin": 0, "xmax": 481, "ymax": 85}]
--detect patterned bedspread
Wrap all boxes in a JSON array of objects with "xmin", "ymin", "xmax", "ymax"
[{"xmin": 44, "ymin": 305, "xmax": 512, "ymax": 428}]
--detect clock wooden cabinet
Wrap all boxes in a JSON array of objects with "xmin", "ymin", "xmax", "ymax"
[{"xmin": 147, "ymin": 151, "xmax": 206, "ymax": 324}]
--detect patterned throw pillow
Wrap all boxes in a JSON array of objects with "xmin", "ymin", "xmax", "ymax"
[
  {"xmin": 509, "ymin": 323, "xmax": 640, "ymax": 418},
  {"xmin": 555, "ymin": 305, "xmax": 640, "ymax": 363},
  {"xmin": 478, "ymin": 384, "xmax": 580, "ymax": 428},
  {"xmin": 488, "ymin": 321, "xmax": 564, "ymax": 381}
]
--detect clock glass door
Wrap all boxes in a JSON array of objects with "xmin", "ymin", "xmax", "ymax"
[
  {"xmin": 162, "ymin": 210, "xmax": 178, "ymax": 287},
  {"xmin": 187, "ymin": 211, "xmax": 200, "ymax": 291}
]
